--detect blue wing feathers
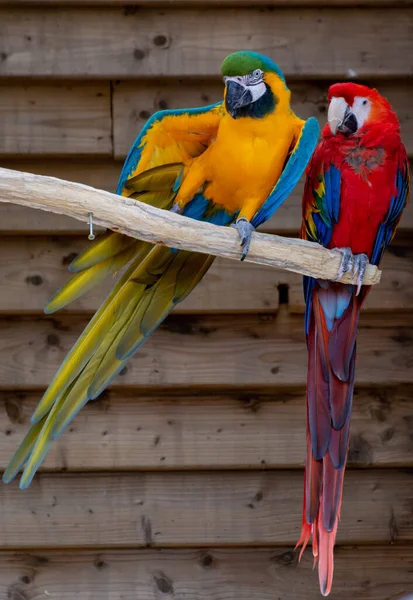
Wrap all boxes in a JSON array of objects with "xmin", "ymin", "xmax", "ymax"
[
  {"xmin": 371, "ymin": 161, "xmax": 409, "ymax": 265},
  {"xmin": 251, "ymin": 117, "xmax": 320, "ymax": 228},
  {"xmin": 303, "ymin": 161, "xmax": 341, "ymax": 334}
]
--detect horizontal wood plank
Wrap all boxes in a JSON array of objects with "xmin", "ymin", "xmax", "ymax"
[
  {"xmin": 0, "ymin": 312, "xmax": 411, "ymax": 389},
  {"xmin": 0, "ymin": 160, "xmax": 413, "ymax": 234},
  {"xmin": 0, "ymin": 235, "xmax": 280, "ymax": 313},
  {"xmin": 0, "ymin": 84, "xmax": 112, "ymax": 156},
  {"xmin": 1, "ymin": 546, "xmax": 413, "ymax": 600},
  {"xmin": 113, "ymin": 80, "xmax": 413, "ymax": 158},
  {"xmin": 1, "ymin": 469, "xmax": 413, "ymax": 546},
  {"xmin": 0, "ymin": 83, "xmax": 411, "ymax": 159},
  {"xmin": 1, "ymin": 7, "xmax": 412, "ymax": 78},
  {"xmin": 0, "ymin": 235, "xmax": 411, "ymax": 314},
  {"xmin": 285, "ymin": 236, "xmax": 413, "ymax": 312},
  {"xmin": 1, "ymin": 387, "xmax": 412, "ymax": 470}
]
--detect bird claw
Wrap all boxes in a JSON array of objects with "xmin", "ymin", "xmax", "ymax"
[
  {"xmin": 231, "ymin": 217, "xmax": 255, "ymax": 261},
  {"xmin": 333, "ymin": 247, "xmax": 369, "ymax": 295},
  {"xmin": 353, "ymin": 253, "xmax": 369, "ymax": 296},
  {"xmin": 334, "ymin": 247, "xmax": 353, "ymax": 280}
]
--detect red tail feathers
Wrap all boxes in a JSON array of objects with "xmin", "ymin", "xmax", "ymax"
[{"xmin": 297, "ymin": 283, "xmax": 366, "ymax": 596}]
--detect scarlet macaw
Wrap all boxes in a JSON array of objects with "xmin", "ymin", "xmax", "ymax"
[
  {"xmin": 4, "ymin": 51, "xmax": 319, "ymax": 489},
  {"xmin": 297, "ymin": 82, "xmax": 409, "ymax": 595}
]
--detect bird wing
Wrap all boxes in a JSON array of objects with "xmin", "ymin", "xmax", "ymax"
[
  {"xmin": 300, "ymin": 142, "xmax": 342, "ymax": 334},
  {"xmin": 251, "ymin": 116, "xmax": 320, "ymax": 228},
  {"xmin": 3, "ymin": 103, "xmax": 224, "ymax": 489},
  {"xmin": 370, "ymin": 149, "xmax": 410, "ymax": 265},
  {"xmin": 117, "ymin": 102, "xmax": 224, "ymax": 194}
]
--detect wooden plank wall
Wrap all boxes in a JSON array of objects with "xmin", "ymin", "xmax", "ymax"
[{"xmin": 0, "ymin": 1, "xmax": 413, "ymax": 598}]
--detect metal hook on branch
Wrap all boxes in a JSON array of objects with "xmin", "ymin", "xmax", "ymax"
[{"xmin": 88, "ymin": 212, "xmax": 95, "ymax": 241}]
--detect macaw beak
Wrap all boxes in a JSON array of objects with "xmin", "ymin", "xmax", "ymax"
[
  {"xmin": 224, "ymin": 78, "xmax": 253, "ymax": 119},
  {"xmin": 328, "ymin": 97, "xmax": 358, "ymax": 136}
]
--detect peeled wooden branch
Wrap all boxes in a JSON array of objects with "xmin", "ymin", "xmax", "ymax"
[{"xmin": 0, "ymin": 166, "xmax": 380, "ymax": 285}]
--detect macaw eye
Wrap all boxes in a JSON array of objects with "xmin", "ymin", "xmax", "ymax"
[
  {"xmin": 362, "ymin": 99, "xmax": 368, "ymax": 106},
  {"xmin": 253, "ymin": 69, "xmax": 262, "ymax": 77}
]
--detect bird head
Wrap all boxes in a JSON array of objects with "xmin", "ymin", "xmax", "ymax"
[
  {"xmin": 327, "ymin": 82, "xmax": 399, "ymax": 137},
  {"xmin": 221, "ymin": 51, "xmax": 289, "ymax": 119}
]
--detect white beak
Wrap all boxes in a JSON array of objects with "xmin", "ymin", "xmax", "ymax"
[{"xmin": 328, "ymin": 96, "xmax": 348, "ymax": 136}]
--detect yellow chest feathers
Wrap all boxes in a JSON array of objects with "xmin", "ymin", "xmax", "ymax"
[{"xmin": 202, "ymin": 111, "xmax": 298, "ymax": 210}]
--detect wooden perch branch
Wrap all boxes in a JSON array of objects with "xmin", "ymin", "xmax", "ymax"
[{"xmin": 0, "ymin": 167, "xmax": 380, "ymax": 285}]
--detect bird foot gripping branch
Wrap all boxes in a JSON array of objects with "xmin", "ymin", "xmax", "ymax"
[
  {"xmin": 231, "ymin": 217, "xmax": 255, "ymax": 260},
  {"xmin": 333, "ymin": 247, "xmax": 369, "ymax": 294}
]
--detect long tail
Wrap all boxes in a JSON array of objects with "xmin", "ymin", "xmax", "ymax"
[
  {"xmin": 296, "ymin": 280, "xmax": 368, "ymax": 596},
  {"xmin": 3, "ymin": 163, "xmax": 214, "ymax": 489}
]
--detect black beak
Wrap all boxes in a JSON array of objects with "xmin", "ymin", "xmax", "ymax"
[
  {"xmin": 225, "ymin": 80, "xmax": 253, "ymax": 118},
  {"xmin": 338, "ymin": 106, "xmax": 358, "ymax": 135}
]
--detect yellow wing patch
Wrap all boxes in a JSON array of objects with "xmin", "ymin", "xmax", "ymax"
[{"xmin": 128, "ymin": 107, "xmax": 223, "ymax": 182}]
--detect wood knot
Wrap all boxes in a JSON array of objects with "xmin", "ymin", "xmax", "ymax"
[
  {"xmin": 139, "ymin": 110, "xmax": 151, "ymax": 120},
  {"xmin": 62, "ymin": 252, "xmax": 78, "ymax": 266},
  {"xmin": 134, "ymin": 48, "xmax": 146, "ymax": 60},
  {"xmin": 154, "ymin": 572, "xmax": 174, "ymax": 595},
  {"xmin": 199, "ymin": 552, "xmax": 214, "ymax": 568},
  {"xmin": 46, "ymin": 334, "xmax": 60, "ymax": 347},
  {"xmin": 94, "ymin": 557, "xmax": 108, "ymax": 571},
  {"xmin": 272, "ymin": 550, "xmax": 297, "ymax": 566},
  {"xmin": 153, "ymin": 34, "xmax": 170, "ymax": 48},
  {"xmin": 5, "ymin": 397, "xmax": 25, "ymax": 424},
  {"xmin": 26, "ymin": 274, "xmax": 43, "ymax": 286}
]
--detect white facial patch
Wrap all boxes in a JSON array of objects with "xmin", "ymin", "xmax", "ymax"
[
  {"xmin": 351, "ymin": 96, "xmax": 371, "ymax": 129},
  {"xmin": 248, "ymin": 80, "xmax": 267, "ymax": 102},
  {"xmin": 223, "ymin": 71, "xmax": 266, "ymax": 104}
]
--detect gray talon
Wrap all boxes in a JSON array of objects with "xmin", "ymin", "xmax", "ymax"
[
  {"xmin": 352, "ymin": 253, "xmax": 369, "ymax": 296},
  {"xmin": 333, "ymin": 247, "xmax": 369, "ymax": 295},
  {"xmin": 231, "ymin": 217, "xmax": 255, "ymax": 261},
  {"xmin": 170, "ymin": 204, "xmax": 182, "ymax": 214},
  {"xmin": 334, "ymin": 247, "xmax": 354, "ymax": 281}
]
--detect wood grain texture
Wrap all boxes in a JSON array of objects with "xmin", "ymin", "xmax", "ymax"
[
  {"xmin": 0, "ymin": 312, "xmax": 411, "ymax": 389},
  {"xmin": 0, "ymin": 167, "xmax": 381, "ymax": 285},
  {"xmin": 0, "ymin": 234, "xmax": 413, "ymax": 313},
  {"xmin": 113, "ymin": 80, "xmax": 413, "ymax": 158},
  {"xmin": 1, "ymin": 546, "xmax": 413, "ymax": 600},
  {"xmin": 0, "ymin": 235, "xmax": 280, "ymax": 313},
  {"xmin": 0, "ymin": 160, "xmax": 412, "ymax": 234},
  {"xmin": 0, "ymin": 469, "xmax": 412, "ymax": 547},
  {"xmin": 1, "ymin": 7, "xmax": 412, "ymax": 78},
  {"xmin": 286, "ymin": 236, "xmax": 413, "ymax": 312},
  {"xmin": 0, "ymin": 84, "xmax": 112, "ymax": 156},
  {"xmin": 1, "ymin": 387, "xmax": 412, "ymax": 471},
  {"xmin": 0, "ymin": 234, "xmax": 409, "ymax": 313}
]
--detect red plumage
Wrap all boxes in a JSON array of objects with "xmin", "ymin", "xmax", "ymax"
[{"xmin": 298, "ymin": 83, "xmax": 409, "ymax": 595}]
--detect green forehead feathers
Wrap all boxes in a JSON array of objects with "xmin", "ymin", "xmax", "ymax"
[{"xmin": 221, "ymin": 51, "xmax": 286, "ymax": 84}]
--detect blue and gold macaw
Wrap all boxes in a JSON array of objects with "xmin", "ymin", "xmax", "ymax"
[{"xmin": 4, "ymin": 51, "xmax": 319, "ymax": 489}]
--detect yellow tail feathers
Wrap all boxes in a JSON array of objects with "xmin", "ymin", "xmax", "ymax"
[
  {"xmin": 45, "ymin": 242, "xmax": 139, "ymax": 314},
  {"xmin": 68, "ymin": 232, "xmax": 137, "ymax": 273},
  {"xmin": 3, "ymin": 161, "xmax": 217, "ymax": 489}
]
